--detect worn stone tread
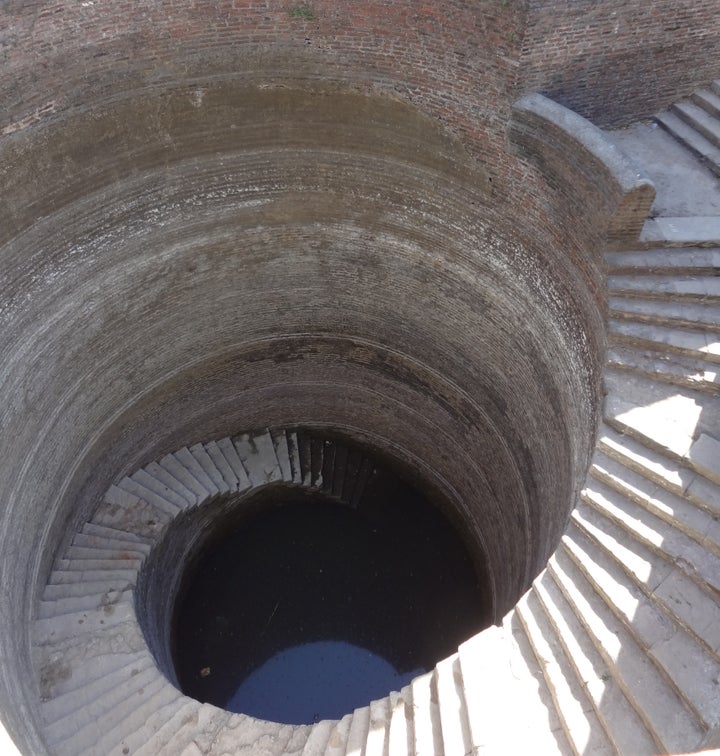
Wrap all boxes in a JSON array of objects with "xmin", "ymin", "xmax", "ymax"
[
  {"xmin": 203, "ymin": 440, "xmax": 241, "ymax": 490},
  {"xmin": 270, "ymin": 428, "xmax": 294, "ymax": 482},
  {"xmin": 609, "ymin": 297, "xmax": 720, "ymax": 333},
  {"xmin": 608, "ymin": 273, "xmax": 720, "ymax": 303},
  {"xmin": 233, "ymin": 430, "xmax": 283, "ymax": 487},
  {"xmin": 81, "ymin": 521, "xmax": 152, "ymax": 545},
  {"xmin": 672, "ymin": 100, "xmax": 720, "ymax": 149},
  {"xmin": 322, "ymin": 713, "xmax": 353, "ymax": 756},
  {"xmin": 655, "ymin": 111, "xmax": 720, "ymax": 175},
  {"xmin": 561, "ymin": 528, "xmax": 720, "ymax": 728},
  {"xmin": 189, "ymin": 443, "xmax": 231, "ymax": 494},
  {"xmin": 364, "ymin": 697, "xmax": 388, "ymax": 756},
  {"xmin": 343, "ymin": 705, "xmax": 370, "ymax": 756},
  {"xmin": 608, "ymin": 318, "xmax": 720, "ymax": 363},
  {"xmin": 607, "ymin": 345, "xmax": 720, "ymax": 394},
  {"xmin": 131, "ymin": 467, "xmax": 195, "ymax": 510},
  {"xmin": 548, "ymin": 551, "xmax": 707, "ymax": 753},
  {"xmin": 516, "ymin": 591, "xmax": 616, "ymax": 755},
  {"xmin": 301, "ymin": 719, "xmax": 334, "ymax": 755},
  {"xmin": 582, "ymin": 480, "xmax": 720, "ymax": 596},
  {"xmin": 606, "ymin": 246, "xmax": 720, "ymax": 272},
  {"xmin": 158, "ymin": 452, "xmax": 211, "ymax": 501},
  {"xmin": 105, "ymin": 686, "xmax": 183, "ymax": 756},
  {"xmin": 590, "ymin": 450, "xmax": 720, "ymax": 555},
  {"xmin": 117, "ymin": 475, "xmax": 182, "ymax": 518},
  {"xmin": 408, "ymin": 670, "xmax": 442, "ymax": 756},
  {"xmin": 532, "ymin": 570, "xmax": 659, "ymax": 755},
  {"xmin": 174, "ymin": 447, "xmax": 221, "ymax": 496},
  {"xmin": 434, "ymin": 654, "xmax": 472, "ymax": 756},
  {"xmin": 692, "ymin": 88, "xmax": 720, "ymax": 119}
]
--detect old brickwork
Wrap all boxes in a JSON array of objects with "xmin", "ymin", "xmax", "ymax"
[{"xmin": 520, "ymin": 0, "xmax": 720, "ymax": 128}]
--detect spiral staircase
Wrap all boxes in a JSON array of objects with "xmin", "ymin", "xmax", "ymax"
[{"xmin": 28, "ymin": 81, "xmax": 720, "ymax": 753}]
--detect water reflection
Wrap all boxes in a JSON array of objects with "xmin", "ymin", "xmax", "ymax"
[{"xmin": 226, "ymin": 640, "xmax": 422, "ymax": 723}]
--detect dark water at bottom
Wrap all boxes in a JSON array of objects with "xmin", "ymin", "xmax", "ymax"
[
  {"xmin": 172, "ymin": 483, "xmax": 488, "ymax": 724},
  {"xmin": 227, "ymin": 640, "xmax": 422, "ymax": 723}
]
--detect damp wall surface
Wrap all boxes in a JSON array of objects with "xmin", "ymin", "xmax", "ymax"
[{"xmin": 0, "ymin": 3, "xmax": 661, "ymax": 753}]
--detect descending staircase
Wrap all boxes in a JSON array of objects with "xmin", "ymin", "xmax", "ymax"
[
  {"xmin": 655, "ymin": 80, "xmax": 720, "ymax": 177},
  {"xmin": 32, "ymin": 115, "xmax": 720, "ymax": 755}
]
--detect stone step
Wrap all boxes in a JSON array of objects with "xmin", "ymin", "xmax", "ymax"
[
  {"xmin": 214, "ymin": 437, "xmax": 252, "ymax": 492},
  {"xmin": 655, "ymin": 111, "xmax": 720, "ymax": 176},
  {"xmin": 692, "ymin": 88, "xmax": 720, "ymax": 120},
  {"xmin": 56, "ymin": 674, "xmax": 170, "ymax": 755},
  {"xmin": 639, "ymin": 217, "xmax": 720, "ymax": 248},
  {"xmin": 596, "ymin": 424, "xmax": 720, "ymax": 517},
  {"xmin": 608, "ymin": 274, "xmax": 720, "ymax": 304},
  {"xmin": 458, "ymin": 618, "xmax": 571, "ymax": 755},
  {"xmin": 42, "ymin": 651, "xmax": 154, "ymax": 725},
  {"xmin": 96, "ymin": 486, "xmax": 170, "ymax": 538},
  {"xmin": 387, "ymin": 688, "xmax": 412, "ymax": 756},
  {"xmin": 548, "ymin": 549, "xmax": 707, "ymax": 753},
  {"xmin": 188, "ymin": 443, "xmax": 232, "ymax": 494},
  {"xmin": 37, "ymin": 584, "xmax": 134, "ymax": 620},
  {"xmin": 132, "ymin": 703, "xmax": 230, "ymax": 756},
  {"xmin": 434, "ymin": 654, "xmax": 472, "ymax": 756},
  {"xmin": 582, "ymin": 479, "xmax": 720, "ymax": 596},
  {"xmin": 42, "ymin": 578, "xmax": 134, "ymax": 601},
  {"xmin": 234, "ymin": 430, "xmax": 283, "ymax": 487},
  {"xmin": 302, "ymin": 719, "xmax": 334, "ymax": 755},
  {"xmin": 323, "ymin": 713, "xmax": 353, "ymax": 756},
  {"xmin": 344, "ymin": 705, "xmax": 370, "ymax": 756},
  {"xmin": 117, "ymin": 475, "xmax": 182, "ymax": 518},
  {"xmin": 64, "ymin": 543, "xmax": 148, "ymax": 561},
  {"xmin": 285, "ymin": 430, "xmax": 303, "ymax": 485},
  {"xmin": 33, "ymin": 602, "xmax": 136, "ymax": 646},
  {"xmin": 609, "ymin": 297, "xmax": 720, "ymax": 333},
  {"xmin": 672, "ymin": 100, "xmax": 720, "ymax": 149},
  {"xmin": 516, "ymin": 590, "xmax": 616, "ymax": 755},
  {"xmin": 104, "ymin": 686, "xmax": 183, "ymax": 756},
  {"xmin": 310, "ymin": 435, "xmax": 325, "ymax": 489},
  {"xmin": 40, "ymin": 652, "xmax": 150, "ymax": 722},
  {"xmin": 47, "ymin": 567, "xmax": 138, "ymax": 586},
  {"xmin": 608, "ymin": 318, "xmax": 720, "ymax": 364},
  {"xmin": 269, "ymin": 429, "xmax": 294, "ymax": 483},
  {"xmin": 45, "ymin": 662, "xmax": 162, "ymax": 747},
  {"xmin": 606, "ymin": 246, "xmax": 720, "ymax": 274},
  {"xmin": 562, "ymin": 526, "xmax": 720, "ymax": 728},
  {"xmin": 157, "ymin": 452, "xmax": 212, "ymax": 502},
  {"xmin": 133, "ymin": 465, "xmax": 197, "ymax": 508},
  {"xmin": 571, "ymin": 504, "xmax": 720, "ymax": 659},
  {"xmin": 130, "ymin": 701, "xmax": 201, "ymax": 756},
  {"xmin": 203, "ymin": 439, "xmax": 242, "ymax": 491},
  {"xmin": 607, "ymin": 345, "xmax": 720, "ymax": 395},
  {"xmin": 532, "ymin": 570, "xmax": 659, "ymax": 755},
  {"xmin": 408, "ymin": 670, "xmax": 443, "ymax": 756},
  {"xmin": 603, "ymin": 368, "xmax": 720, "ymax": 458},
  {"xmin": 364, "ymin": 697, "xmax": 388, "ymax": 756},
  {"xmin": 297, "ymin": 432, "xmax": 313, "ymax": 487},
  {"xmin": 712, "ymin": 80, "xmax": 720, "ymax": 97},
  {"xmin": 173, "ymin": 447, "xmax": 221, "ymax": 497},
  {"xmin": 54, "ymin": 556, "xmax": 143, "ymax": 574},
  {"xmin": 80, "ymin": 521, "xmax": 152, "ymax": 545},
  {"xmin": 589, "ymin": 449, "xmax": 720, "ymax": 556}
]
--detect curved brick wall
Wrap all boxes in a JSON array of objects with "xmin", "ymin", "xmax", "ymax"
[
  {"xmin": 520, "ymin": 0, "xmax": 720, "ymax": 128},
  {"xmin": 0, "ymin": 3, "xmax": 657, "ymax": 753}
]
